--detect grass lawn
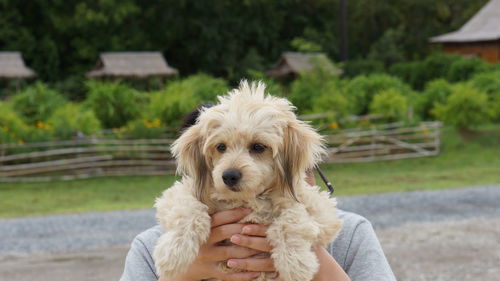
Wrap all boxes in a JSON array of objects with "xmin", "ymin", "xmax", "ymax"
[{"xmin": 1, "ymin": 126, "xmax": 499, "ymax": 218}]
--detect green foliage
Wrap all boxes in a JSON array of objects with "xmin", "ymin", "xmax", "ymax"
[
  {"xmin": 369, "ymin": 89, "xmax": 408, "ymax": 122},
  {"xmin": 388, "ymin": 61, "xmax": 426, "ymax": 90},
  {"xmin": 447, "ymin": 57, "xmax": 491, "ymax": 82},
  {"xmin": 11, "ymin": 82, "xmax": 67, "ymax": 124},
  {"xmin": 46, "ymin": 103, "xmax": 101, "ymax": 139},
  {"xmin": 345, "ymin": 74, "xmax": 413, "ymax": 115},
  {"xmin": 343, "ymin": 59, "xmax": 385, "ymax": 78},
  {"xmin": 118, "ymin": 118, "xmax": 167, "ymax": 139},
  {"xmin": 367, "ymin": 27, "xmax": 405, "ymax": 66},
  {"xmin": 182, "ymin": 74, "xmax": 229, "ymax": 103},
  {"xmin": 0, "ymin": 102, "xmax": 29, "ymax": 144},
  {"xmin": 311, "ymin": 80, "xmax": 350, "ymax": 121},
  {"xmin": 147, "ymin": 81, "xmax": 201, "ymax": 129},
  {"xmin": 432, "ymin": 84, "xmax": 492, "ymax": 131},
  {"xmin": 290, "ymin": 37, "xmax": 323, "ymax": 52},
  {"xmin": 416, "ymin": 79, "xmax": 453, "ymax": 120},
  {"xmin": 85, "ymin": 81, "xmax": 142, "ymax": 129},
  {"xmin": 469, "ymin": 70, "xmax": 500, "ymax": 121}
]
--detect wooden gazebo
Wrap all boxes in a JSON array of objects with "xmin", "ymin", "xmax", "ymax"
[
  {"xmin": 430, "ymin": 0, "xmax": 500, "ymax": 63},
  {"xmin": 266, "ymin": 52, "xmax": 342, "ymax": 80},
  {"xmin": 86, "ymin": 52, "xmax": 178, "ymax": 79},
  {"xmin": 0, "ymin": 52, "xmax": 36, "ymax": 79}
]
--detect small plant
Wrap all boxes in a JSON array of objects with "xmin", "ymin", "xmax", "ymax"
[
  {"xmin": 85, "ymin": 80, "xmax": 142, "ymax": 129},
  {"xmin": 0, "ymin": 102, "xmax": 29, "ymax": 144},
  {"xmin": 11, "ymin": 82, "xmax": 67, "ymax": 124},
  {"xmin": 369, "ymin": 89, "xmax": 408, "ymax": 122},
  {"xmin": 432, "ymin": 84, "xmax": 493, "ymax": 137},
  {"xmin": 46, "ymin": 103, "xmax": 101, "ymax": 140},
  {"xmin": 416, "ymin": 79, "xmax": 453, "ymax": 120},
  {"xmin": 120, "ymin": 118, "xmax": 167, "ymax": 139}
]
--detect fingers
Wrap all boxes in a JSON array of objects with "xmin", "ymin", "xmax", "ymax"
[
  {"xmin": 209, "ymin": 223, "xmax": 246, "ymax": 244},
  {"xmin": 211, "ymin": 245, "xmax": 261, "ymax": 260},
  {"xmin": 227, "ymin": 257, "xmax": 275, "ymax": 272},
  {"xmin": 211, "ymin": 208, "xmax": 252, "ymax": 228},
  {"xmin": 241, "ymin": 224, "xmax": 268, "ymax": 237},
  {"xmin": 215, "ymin": 271, "xmax": 262, "ymax": 281},
  {"xmin": 230, "ymin": 234, "xmax": 272, "ymax": 252}
]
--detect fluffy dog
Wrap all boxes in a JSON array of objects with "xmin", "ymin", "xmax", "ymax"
[{"xmin": 154, "ymin": 81, "xmax": 342, "ymax": 281}]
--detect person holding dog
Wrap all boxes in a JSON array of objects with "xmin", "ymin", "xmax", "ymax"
[{"xmin": 120, "ymin": 104, "xmax": 396, "ymax": 281}]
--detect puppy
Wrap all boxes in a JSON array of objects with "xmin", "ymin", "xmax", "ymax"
[{"xmin": 154, "ymin": 81, "xmax": 342, "ymax": 281}]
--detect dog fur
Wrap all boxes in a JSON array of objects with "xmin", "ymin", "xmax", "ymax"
[{"xmin": 154, "ymin": 81, "xmax": 343, "ymax": 281}]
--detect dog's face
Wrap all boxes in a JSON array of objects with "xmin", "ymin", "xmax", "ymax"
[{"xmin": 172, "ymin": 81, "xmax": 325, "ymax": 201}]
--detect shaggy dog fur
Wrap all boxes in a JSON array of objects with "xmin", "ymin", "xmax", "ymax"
[{"xmin": 154, "ymin": 81, "xmax": 343, "ymax": 281}]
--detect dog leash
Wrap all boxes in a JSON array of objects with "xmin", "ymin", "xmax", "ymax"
[{"xmin": 315, "ymin": 166, "xmax": 335, "ymax": 195}]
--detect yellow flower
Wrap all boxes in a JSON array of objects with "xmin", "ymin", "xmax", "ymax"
[
  {"xmin": 329, "ymin": 122, "xmax": 339, "ymax": 129},
  {"xmin": 153, "ymin": 119, "xmax": 161, "ymax": 127},
  {"xmin": 18, "ymin": 140, "xmax": 25, "ymax": 145},
  {"xmin": 36, "ymin": 121, "xmax": 44, "ymax": 128},
  {"xmin": 1, "ymin": 126, "xmax": 8, "ymax": 132}
]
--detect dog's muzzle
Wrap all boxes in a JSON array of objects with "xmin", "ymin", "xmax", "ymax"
[{"xmin": 222, "ymin": 169, "xmax": 241, "ymax": 191}]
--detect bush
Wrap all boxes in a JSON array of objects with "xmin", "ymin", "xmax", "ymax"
[
  {"xmin": 11, "ymin": 82, "xmax": 67, "ymax": 124},
  {"xmin": 345, "ymin": 74, "xmax": 413, "ymax": 115},
  {"xmin": 369, "ymin": 89, "xmax": 408, "ymax": 122},
  {"xmin": 469, "ymin": 70, "xmax": 500, "ymax": 121},
  {"xmin": 416, "ymin": 79, "xmax": 453, "ymax": 120},
  {"xmin": 0, "ymin": 102, "xmax": 29, "ymax": 144},
  {"xmin": 289, "ymin": 64, "xmax": 341, "ymax": 114},
  {"xmin": 432, "ymin": 84, "xmax": 492, "ymax": 134},
  {"xmin": 147, "ymin": 80, "xmax": 201, "ymax": 129},
  {"xmin": 85, "ymin": 81, "xmax": 142, "ymax": 129},
  {"xmin": 343, "ymin": 59, "xmax": 385, "ymax": 78},
  {"xmin": 311, "ymin": 80, "xmax": 350, "ymax": 119},
  {"xmin": 182, "ymin": 74, "xmax": 229, "ymax": 103},
  {"xmin": 388, "ymin": 61, "xmax": 426, "ymax": 90},
  {"xmin": 118, "ymin": 118, "xmax": 167, "ymax": 139},
  {"xmin": 46, "ymin": 103, "xmax": 102, "ymax": 139},
  {"xmin": 447, "ymin": 57, "xmax": 491, "ymax": 82}
]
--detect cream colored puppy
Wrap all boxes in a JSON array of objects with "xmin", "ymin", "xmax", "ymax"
[{"xmin": 154, "ymin": 81, "xmax": 342, "ymax": 281}]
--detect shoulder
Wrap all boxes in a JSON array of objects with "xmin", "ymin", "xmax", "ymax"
[
  {"xmin": 133, "ymin": 225, "xmax": 164, "ymax": 255},
  {"xmin": 327, "ymin": 209, "xmax": 371, "ymax": 267}
]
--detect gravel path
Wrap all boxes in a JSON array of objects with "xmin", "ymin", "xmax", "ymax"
[
  {"xmin": 1, "ymin": 185, "xmax": 499, "ymax": 255},
  {"xmin": 0, "ymin": 185, "xmax": 499, "ymax": 281}
]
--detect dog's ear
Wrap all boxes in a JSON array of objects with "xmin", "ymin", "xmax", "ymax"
[
  {"xmin": 171, "ymin": 125, "xmax": 210, "ymax": 201},
  {"xmin": 279, "ymin": 120, "xmax": 325, "ymax": 200}
]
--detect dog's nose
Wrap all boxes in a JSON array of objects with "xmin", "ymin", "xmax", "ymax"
[{"xmin": 222, "ymin": 169, "xmax": 241, "ymax": 189}]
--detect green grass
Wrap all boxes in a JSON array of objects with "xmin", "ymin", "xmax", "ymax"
[{"xmin": 1, "ymin": 126, "xmax": 499, "ymax": 218}]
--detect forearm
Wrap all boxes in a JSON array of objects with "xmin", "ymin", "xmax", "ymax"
[{"xmin": 313, "ymin": 247, "xmax": 351, "ymax": 281}]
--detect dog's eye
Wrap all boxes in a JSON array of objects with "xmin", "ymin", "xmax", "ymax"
[
  {"xmin": 216, "ymin": 143, "xmax": 226, "ymax": 153},
  {"xmin": 250, "ymin": 143, "xmax": 266, "ymax": 153}
]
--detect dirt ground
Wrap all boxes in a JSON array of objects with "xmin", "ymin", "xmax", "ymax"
[{"xmin": 0, "ymin": 217, "xmax": 498, "ymax": 281}]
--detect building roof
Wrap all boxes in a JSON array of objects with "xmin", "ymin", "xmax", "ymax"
[
  {"xmin": 0, "ymin": 51, "xmax": 37, "ymax": 79},
  {"xmin": 266, "ymin": 52, "xmax": 342, "ymax": 78},
  {"xmin": 86, "ymin": 52, "xmax": 178, "ymax": 78},
  {"xmin": 430, "ymin": 0, "xmax": 500, "ymax": 43}
]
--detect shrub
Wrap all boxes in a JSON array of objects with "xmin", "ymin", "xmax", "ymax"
[
  {"xmin": 343, "ymin": 59, "xmax": 384, "ymax": 78},
  {"xmin": 432, "ymin": 84, "xmax": 492, "ymax": 134},
  {"xmin": 447, "ymin": 57, "xmax": 491, "ymax": 82},
  {"xmin": 46, "ymin": 103, "xmax": 101, "ymax": 139},
  {"xmin": 85, "ymin": 81, "xmax": 142, "ymax": 129},
  {"xmin": 311, "ymin": 80, "xmax": 350, "ymax": 119},
  {"xmin": 369, "ymin": 89, "xmax": 408, "ymax": 122},
  {"xmin": 118, "ymin": 118, "xmax": 167, "ymax": 139},
  {"xmin": 416, "ymin": 79, "xmax": 453, "ymax": 120},
  {"xmin": 345, "ymin": 74, "xmax": 412, "ymax": 115},
  {"xmin": 148, "ymin": 81, "xmax": 201, "ymax": 129},
  {"xmin": 388, "ymin": 61, "xmax": 426, "ymax": 90},
  {"xmin": 182, "ymin": 74, "xmax": 229, "ymax": 103},
  {"xmin": 289, "ymin": 59, "xmax": 341, "ymax": 114},
  {"xmin": 0, "ymin": 102, "xmax": 29, "ymax": 144},
  {"xmin": 11, "ymin": 82, "xmax": 67, "ymax": 124},
  {"xmin": 469, "ymin": 70, "xmax": 500, "ymax": 121}
]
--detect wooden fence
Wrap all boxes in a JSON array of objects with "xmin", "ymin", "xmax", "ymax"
[{"xmin": 0, "ymin": 122, "xmax": 441, "ymax": 182}]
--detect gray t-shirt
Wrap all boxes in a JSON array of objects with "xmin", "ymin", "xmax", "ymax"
[{"xmin": 120, "ymin": 210, "xmax": 396, "ymax": 281}]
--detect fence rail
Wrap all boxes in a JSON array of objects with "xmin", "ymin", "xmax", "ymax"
[{"xmin": 0, "ymin": 122, "xmax": 441, "ymax": 182}]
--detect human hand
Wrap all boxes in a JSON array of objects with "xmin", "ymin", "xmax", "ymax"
[{"xmin": 161, "ymin": 207, "xmax": 265, "ymax": 281}]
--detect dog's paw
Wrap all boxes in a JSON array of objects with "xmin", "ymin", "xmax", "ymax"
[
  {"xmin": 272, "ymin": 247, "xmax": 319, "ymax": 281},
  {"xmin": 153, "ymin": 231, "xmax": 199, "ymax": 278}
]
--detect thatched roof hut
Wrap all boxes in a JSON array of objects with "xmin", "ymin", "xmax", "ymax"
[
  {"xmin": 430, "ymin": 0, "xmax": 500, "ymax": 63},
  {"xmin": 0, "ymin": 51, "xmax": 36, "ymax": 79},
  {"xmin": 86, "ymin": 52, "xmax": 178, "ymax": 79},
  {"xmin": 266, "ymin": 52, "xmax": 342, "ymax": 79}
]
